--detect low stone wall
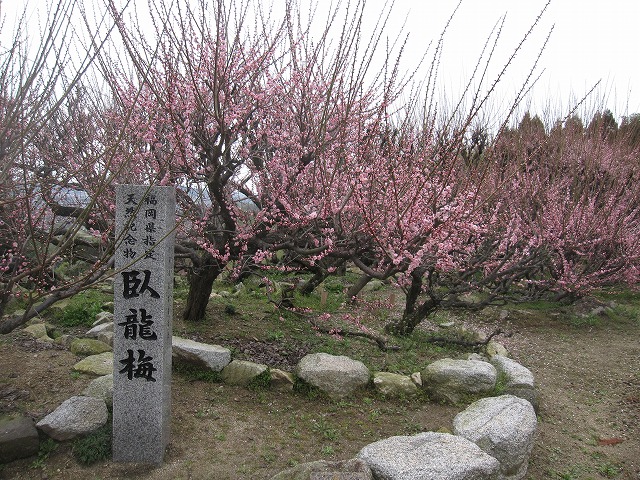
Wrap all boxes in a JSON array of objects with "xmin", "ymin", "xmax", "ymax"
[{"xmin": 2, "ymin": 318, "xmax": 538, "ymax": 479}]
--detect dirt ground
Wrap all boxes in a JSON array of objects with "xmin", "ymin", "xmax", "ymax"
[{"xmin": 0, "ymin": 298, "xmax": 638, "ymax": 480}]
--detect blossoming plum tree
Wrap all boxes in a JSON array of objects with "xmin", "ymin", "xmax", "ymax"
[{"xmin": 0, "ymin": 1, "xmax": 115, "ymax": 332}]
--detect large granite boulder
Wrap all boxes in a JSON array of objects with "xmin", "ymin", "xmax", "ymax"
[
  {"xmin": 0, "ymin": 416, "xmax": 40, "ymax": 463},
  {"xmin": 172, "ymin": 336, "xmax": 231, "ymax": 371},
  {"xmin": 453, "ymin": 395, "xmax": 537, "ymax": 480},
  {"xmin": 421, "ymin": 359, "xmax": 497, "ymax": 404},
  {"xmin": 490, "ymin": 356, "xmax": 537, "ymax": 411},
  {"xmin": 357, "ymin": 432, "xmax": 500, "ymax": 479},
  {"xmin": 270, "ymin": 458, "xmax": 373, "ymax": 480},
  {"xmin": 36, "ymin": 396, "xmax": 108, "ymax": 441},
  {"xmin": 296, "ymin": 353, "xmax": 370, "ymax": 399},
  {"xmin": 373, "ymin": 372, "xmax": 418, "ymax": 397}
]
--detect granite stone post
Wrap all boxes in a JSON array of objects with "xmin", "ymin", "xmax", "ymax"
[{"xmin": 113, "ymin": 185, "xmax": 175, "ymax": 464}]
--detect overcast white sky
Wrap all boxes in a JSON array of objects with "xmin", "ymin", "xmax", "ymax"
[
  {"xmin": 374, "ymin": 0, "xmax": 640, "ymax": 120},
  {"xmin": 3, "ymin": 0, "xmax": 639, "ymax": 123}
]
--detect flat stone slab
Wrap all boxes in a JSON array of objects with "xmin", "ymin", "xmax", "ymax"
[
  {"xmin": 453, "ymin": 395, "xmax": 537, "ymax": 480},
  {"xmin": 421, "ymin": 358, "xmax": 497, "ymax": 404},
  {"xmin": 270, "ymin": 458, "xmax": 373, "ymax": 480},
  {"xmin": 296, "ymin": 353, "xmax": 370, "ymax": 399},
  {"xmin": 172, "ymin": 336, "xmax": 231, "ymax": 372},
  {"xmin": 357, "ymin": 432, "xmax": 500, "ymax": 479},
  {"xmin": 92, "ymin": 311, "xmax": 114, "ymax": 326},
  {"xmin": 85, "ymin": 322, "xmax": 114, "ymax": 338},
  {"xmin": 0, "ymin": 416, "xmax": 39, "ymax": 463},
  {"xmin": 36, "ymin": 396, "xmax": 108, "ymax": 441},
  {"xmin": 373, "ymin": 372, "xmax": 418, "ymax": 397},
  {"xmin": 73, "ymin": 352, "xmax": 114, "ymax": 376},
  {"xmin": 221, "ymin": 360, "xmax": 268, "ymax": 386},
  {"xmin": 70, "ymin": 338, "xmax": 112, "ymax": 356}
]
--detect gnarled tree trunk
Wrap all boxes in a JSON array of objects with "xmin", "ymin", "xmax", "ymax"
[
  {"xmin": 183, "ymin": 252, "xmax": 224, "ymax": 322},
  {"xmin": 385, "ymin": 267, "xmax": 439, "ymax": 336}
]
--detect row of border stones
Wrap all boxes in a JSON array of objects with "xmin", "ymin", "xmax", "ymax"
[{"xmin": 4, "ymin": 319, "xmax": 536, "ymax": 478}]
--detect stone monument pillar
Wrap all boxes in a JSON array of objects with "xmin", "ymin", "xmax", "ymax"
[{"xmin": 112, "ymin": 185, "xmax": 175, "ymax": 464}]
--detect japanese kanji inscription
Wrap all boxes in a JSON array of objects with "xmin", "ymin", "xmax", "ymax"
[{"xmin": 113, "ymin": 185, "xmax": 175, "ymax": 464}]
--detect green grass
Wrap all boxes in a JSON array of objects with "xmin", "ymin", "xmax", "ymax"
[
  {"xmin": 494, "ymin": 370, "xmax": 508, "ymax": 395},
  {"xmin": 30, "ymin": 438, "xmax": 58, "ymax": 470},
  {"xmin": 52, "ymin": 289, "xmax": 110, "ymax": 328},
  {"xmin": 597, "ymin": 462, "xmax": 621, "ymax": 478},
  {"xmin": 310, "ymin": 416, "xmax": 340, "ymax": 441},
  {"xmin": 72, "ymin": 415, "xmax": 113, "ymax": 465},
  {"xmin": 247, "ymin": 369, "xmax": 272, "ymax": 391},
  {"xmin": 173, "ymin": 360, "xmax": 222, "ymax": 383}
]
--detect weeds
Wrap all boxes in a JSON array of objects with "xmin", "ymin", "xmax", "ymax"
[
  {"xmin": 311, "ymin": 417, "xmax": 339, "ymax": 441},
  {"xmin": 30, "ymin": 438, "xmax": 58, "ymax": 470},
  {"xmin": 293, "ymin": 378, "xmax": 324, "ymax": 400},
  {"xmin": 494, "ymin": 371, "xmax": 508, "ymax": 395},
  {"xmin": 597, "ymin": 462, "xmax": 621, "ymax": 478},
  {"xmin": 320, "ymin": 445, "xmax": 335, "ymax": 456},
  {"xmin": 52, "ymin": 289, "xmax": 109, "ymax": 328},
  {"xmin": 72, "ymin": 419, "xmax": 112, "ymax": 465},
  {"xmin": 247, "ymin": 369, "xmax": 272, "ymax": 391},
  {"xmin": 173, "ymin": 361, "xmax": 222, "ymax": 382}
]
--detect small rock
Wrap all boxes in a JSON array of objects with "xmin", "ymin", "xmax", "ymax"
[
  {"xmin": 373, "ymin": 372, "xmax": 418, "ymax": 397},
  {"xmin": 221, "ymin": 360, "xmax": 268, "ymax": 386},
  {"xmin": 85, "ymin": 322, "xmax": 113, "ymax": 338},
  {"xmin": 421, "ymin": 358, "xmax": 497, "ymax": 404},
  {"xmin": 92, "ymin": 311, "xmax": 114, "ymax": 327},
  {"xmin": 97, "ymin": 331, "xmax": 114, "ymax": 347},
  {"xmin": 23, "ymin": 324, "xmax": 50, "ymax": 340},
  {"xmin": 73, "ymin": 352, "xmax": 113, "ymax": 376},
  {"xmin": 269, "ymin": 368, "xmax": 295, "ymax": 391},
  {"xmin": 490, "ymin": 355, "xmax": 537, "ymax": 410},
  {"xmin": 486, "ymin": 340, "xmax": 509, "ymax": 358},
  {"xmin": 70, "ymin": 338, "xmax": 112, "ymax": 356},
  {"xmin": 54, "ymin": 335, "xmax": 76, "ymax": 348},
  {"xmin": 466, "ymin": 353, "xmax": 487, "ymax": 361},
  {"xmin": 82, "ymin": 374, "xmax": 114, "ymax": 407},
  {"xmin": 363, "ymin": 279, "xmax": 384, "ymax": 292}
]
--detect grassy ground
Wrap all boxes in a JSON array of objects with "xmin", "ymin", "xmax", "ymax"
[{"xmin": 1, "ymin": 273, "xmax": 639, "ymax": 479}]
